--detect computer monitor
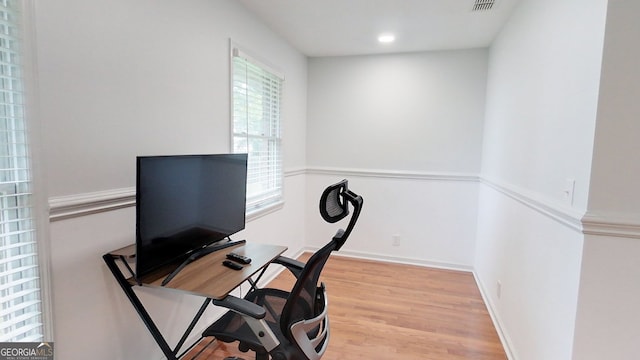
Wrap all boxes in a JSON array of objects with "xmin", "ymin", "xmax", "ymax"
[{"xmin": 135, "ymin": 153, "xmax": 247, "ymax": 280}]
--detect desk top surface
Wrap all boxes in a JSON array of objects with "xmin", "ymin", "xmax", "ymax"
[{"xmin": 117, "ymin": 242, "xmax": 287, "ymax": 299}]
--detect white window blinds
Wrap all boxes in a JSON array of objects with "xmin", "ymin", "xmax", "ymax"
[
  {"xmin": 231, "ymin": 47, "xmax": 284, "ymax": 213},
  {"xmin": 0, "ymin": 0, "xmax": 43, "ymax": 342}
]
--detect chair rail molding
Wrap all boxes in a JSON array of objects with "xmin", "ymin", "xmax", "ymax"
[
  {"xmin": 48, "ymin": 168, "xmax": 308, "ymax": 221},
  {"xmin": 48, "ymin": 187, "xmax": 135, "ymax": 221},
  {"xmin": 581, "ymin": 211, "xmax": 640, "ymax": 239},
  {"xmin": 480, "ymin": 177, "xmax": 640, "ymax": 239},
  {"xmin": 479, "ymin": 176, "xmax": 585, "ymax": 233},
  {"xmin": 306, "ymin": 166, "xmax": 479, "ymax": 182},
  {"xmin": 50, "ymin": 168, "xmax": 640, "ymax": 240}
]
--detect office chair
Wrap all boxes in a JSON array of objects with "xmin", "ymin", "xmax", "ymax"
[{"xmin": 203, "ymin": 179, "xmax": 363, "ymax": 360}]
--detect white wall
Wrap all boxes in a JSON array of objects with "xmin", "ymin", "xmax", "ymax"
[
  {"xmin": 307, "ymin": 50, "xmax": 487, "ymax": 173},
  {"xmin": 475, "ymin": 185, "xmax": 583, "ymax": 360},
  {"xmin": 480, "ymin": 0, "xmax": 606, "ymax": 211},
  {"xmin": 33, "ymin": 1, "xmax": 307, "ymax": 359},
  {"xmin": 572, "ymin": 235, "xmax": 640, "ymax": 360},
  {"xmin": 36, "ymin": 0, "xmax": 307, "ymax": 197},
  {"xmin": 305, "ymin": 50, "xmax": 487, "ymax": 268},
  {"xmin": 573, "ymin": 1, "xmax": 640, "ymax": 359},
  {"xmin": 586, "ymin": 0, "xmax": 640, "ymax": 218},
  {"xmin": 475, "ymin": 0, "xmax": 608, "ymax": 358},
  {"xmin": 306, "ymin": 173, "xmax": 479, "ymax": 269}
]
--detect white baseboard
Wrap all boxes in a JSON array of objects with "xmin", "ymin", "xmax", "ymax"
[{"xmin": 324, "ymin": 247, "xmax": 473, "ymax": 272}]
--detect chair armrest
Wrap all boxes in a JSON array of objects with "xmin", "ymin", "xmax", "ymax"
[
  {"xmin": 272, "ymin": 256, "xmax": 305, "ymax": 278},
  {"xmin": 213, "ymin": 295, "xmax": 266, "ymax": 319}
]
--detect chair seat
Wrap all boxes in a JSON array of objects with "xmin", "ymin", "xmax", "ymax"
[{"xmin": 203, "ymin": 288, "xmax": 290, "ymax": 354}]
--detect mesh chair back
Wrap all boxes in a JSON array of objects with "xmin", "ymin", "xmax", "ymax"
[
  {"xmin": 320, "ymin": 180, "xmax": 363, "ymax": 251},
  {"xmin": 319, "ymin": 181, "xmax": 349, "ymax": 223},
  {"xmin": 279, "ymin": 180, "xmax": 363, "ymax": 358},
  {"xmin": 279, "ymin": 239, "xmax": 335, "ymax": 357}
]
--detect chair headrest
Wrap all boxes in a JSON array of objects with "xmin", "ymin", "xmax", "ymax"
[
  {"xmin": 319, "ymin": 179, "xmax": 363, "ymax": 250},
  {"xmin": 319, "ymin": 180, "xmax": 349, "ymax": 223}
]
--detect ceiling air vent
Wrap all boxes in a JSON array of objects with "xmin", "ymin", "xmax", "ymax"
[{"xmin": 472, "ymin": 0, "xmax": 496, "ymax": 11}]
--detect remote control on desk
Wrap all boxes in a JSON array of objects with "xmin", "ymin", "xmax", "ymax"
[
  {"xmin": 222, "ymin": 260, "xmax": 243, "ymax": 271},
  {"xmin": 226, "ymin": 252, "xmax": 252, "ymax": 264}
]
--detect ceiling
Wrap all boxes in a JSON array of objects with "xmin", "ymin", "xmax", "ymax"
[{"xmin": 237, "ymin": 0, "xmax": 522, "ymax": 57}]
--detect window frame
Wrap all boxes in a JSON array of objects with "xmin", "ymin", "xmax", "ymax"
[
  {"xmin": 229, "ymin": 42, "xmax": 285, "ymax": 218},
  {"xmin": 0, "ymin": 0, "xmax": 52, "ymax": 342}
]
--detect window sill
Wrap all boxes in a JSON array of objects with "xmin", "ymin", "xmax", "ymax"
[{"xmin": 246, "ymin": 201, "xmax": 284, "ymax": 222}]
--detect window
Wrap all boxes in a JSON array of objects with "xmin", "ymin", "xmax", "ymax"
[
  {"xmin": 0, "ymin": 1, "xmax": 44, "ymax": 342},
  {"xmin": 231, "ymin": 46, "xmax": 284, "ymax": 214}
]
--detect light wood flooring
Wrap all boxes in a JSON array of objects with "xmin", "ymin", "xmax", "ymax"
[{"xmin": 185, "ymin": 253, "xmax": 507, "ymax": 360}]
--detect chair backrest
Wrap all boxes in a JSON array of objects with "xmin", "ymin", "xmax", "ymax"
[{"xmin": 279, "ymin": 180, "xmax": 363, "ymax": 359}]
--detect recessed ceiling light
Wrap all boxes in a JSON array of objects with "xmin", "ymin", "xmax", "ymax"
[{"xmin": 377, "ymin": 34, "xmax": 395, "ymax": 44}]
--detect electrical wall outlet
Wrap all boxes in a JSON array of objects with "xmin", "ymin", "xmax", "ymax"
[
  {"xmin": 497, "ymin": 280, "xmax": 502, "ymax": 299},
  {"xmin": 392, "ymin": 234, "xmax": 401, "ymax": 246}
]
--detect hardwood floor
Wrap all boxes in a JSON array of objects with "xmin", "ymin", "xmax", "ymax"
[{"xmin": 184, "ymin": 254, "xmax": 507, "ymax": 360}]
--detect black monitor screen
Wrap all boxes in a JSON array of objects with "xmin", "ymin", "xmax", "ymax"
[{"xmin": 135, "ymin": 153, "xmax": 247, "ymax": 279}]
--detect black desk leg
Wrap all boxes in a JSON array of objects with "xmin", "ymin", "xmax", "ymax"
[
  {"xmin": 247, "ymin": 265, "xmax": 269, "ymax": 292},
  {"xmin": 102, "ymin": 254, "xmax": 178, "ymax": 360},
  {"xmin": 173, "ymin": 298, "xmax": 211, "ymax": 357}
]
